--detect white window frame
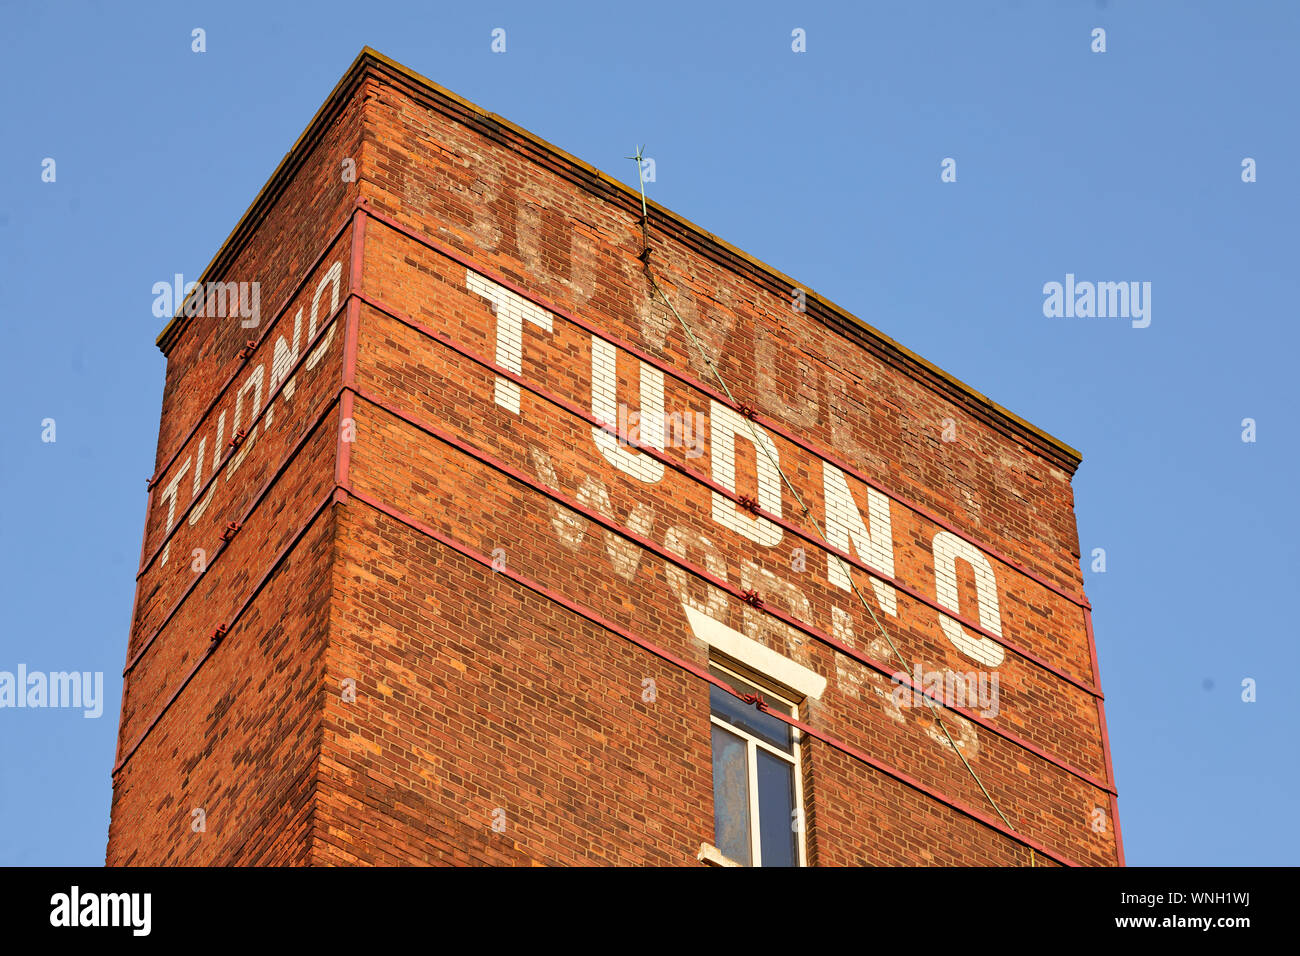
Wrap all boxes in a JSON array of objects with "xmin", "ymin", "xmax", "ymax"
[{"xmin": 708, "ymin": 657, "xmax": 807, "ymax": 867}]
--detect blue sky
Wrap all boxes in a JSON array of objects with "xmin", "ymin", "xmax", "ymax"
[{"xmin": 1, "ymin": 0, "xmax": 1296, "ymax": 866}]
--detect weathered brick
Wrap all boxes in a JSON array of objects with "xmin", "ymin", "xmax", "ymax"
[{"xmin": 107, "ymin": 49, "xmax": 1121, "ymax": 868}]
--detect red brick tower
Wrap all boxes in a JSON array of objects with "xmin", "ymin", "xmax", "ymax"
[{"xmin": 108, "ymin": 48, "xmax": 1122, "ymax": 866}]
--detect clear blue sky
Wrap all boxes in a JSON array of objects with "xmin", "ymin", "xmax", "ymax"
[{"xmin": 1, "ymin": 0, "xmax": 1295, "ymax": 866}]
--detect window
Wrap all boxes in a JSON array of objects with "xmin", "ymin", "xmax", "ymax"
[{"xmin": 708, "ymin": 660, "xmax": 805, "ymax": 867}]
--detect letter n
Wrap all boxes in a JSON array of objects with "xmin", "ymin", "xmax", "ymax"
[{"xmin": 822, "ymin": 462, "xmax": 897, "ymax": 617}]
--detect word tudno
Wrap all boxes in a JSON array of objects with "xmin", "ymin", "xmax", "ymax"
[
  {"xmin": 153, "ymin": 262, "xmax": 342, "ymax": 567},
  {"xmin": 471, "ymin": 269, "xmax": 1009, "ymax": 672}
]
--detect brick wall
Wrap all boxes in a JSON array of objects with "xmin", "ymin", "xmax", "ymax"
[
  {"xmin": 108, "ymin": 50, "xmax": 1121, "ymax": 867},
  {"xmin": 106, "ymin": 71, "xmax": 362, "ymax": 866}
]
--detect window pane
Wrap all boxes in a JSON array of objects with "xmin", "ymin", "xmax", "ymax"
[
  {"xmin": 708, "ymin": 668, "xmax": 793, "ymax": 752},
  {"xmin": 757, "ymin": 748, "xmax": 798, "ymax": 867},
  {"xmin": 710, "ymin": 724, "xmax": 752, "ymax": 865}
]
